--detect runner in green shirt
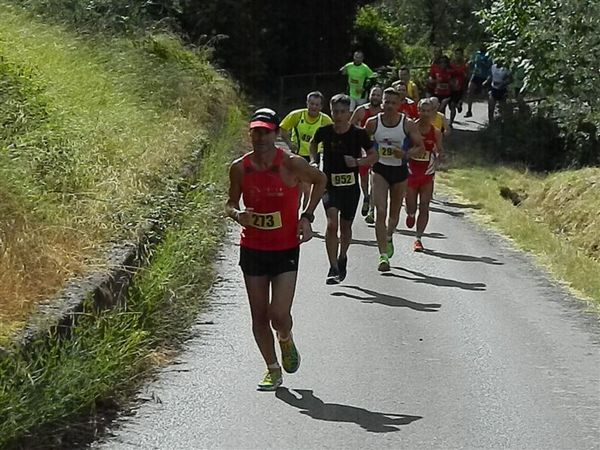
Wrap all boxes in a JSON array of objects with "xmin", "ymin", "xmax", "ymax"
[{"xmin": 340, "ymin": 51, "xmax": 376, "ymax": 111}]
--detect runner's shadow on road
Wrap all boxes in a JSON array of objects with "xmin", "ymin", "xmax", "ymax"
[
  {"xmin": 313, "ymin": 232, "xmax": 378, "ymax": 248},
  {"xmin": 429, "ymin": 206, "xmax": 465, "ymax": 217},
  {"xmin": 386, "ymin": 267, "xmax": 486, "ymax": 291},
  {"xmin": 331, "ymin": 285, "xmax": 441, "ymax": 312},
  {"xmin": 395, "ymin": 229, "xmax": 447, "ymax": 239},
  {"xmin": 350, "ymin": 238, "xmax": 378, "ymax": 247},
  {"xmin": 431, "ymin": 199, "xmax": 482, "ymax": 210},
  {"xmin": 276, "ymin": 388, "xmax": 422, "ymax": 433},
  {"xmin": 423, "ymin": 249, "xmax": 504, "ymax": 265},
  {"xmin": 365, "ymin": 225, "xmax": 447, "ymax": 240}
]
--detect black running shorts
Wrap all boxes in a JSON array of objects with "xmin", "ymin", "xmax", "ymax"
[
  {"xmin": 239, "ymin": 246, "xmax": 300, "ymax": 278},
  {"xmin": 450, "ymin": 90, "xmax": 464, "ymax": 105},
  {"xmin": 490, "ymin": 87, "xmax": 508, "ymax": 101},
  {"xmin": 372, "ymin": 162, "xmax": 408, "ymax": 186},
  {"xmin": 322, "ymin": 186, "xmax": 361, "ymax": 221}
]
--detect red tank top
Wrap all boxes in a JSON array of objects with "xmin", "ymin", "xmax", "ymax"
[
  {"xmin": 451, "ymin": 62, "xmax": 468, "ymax": 91},
  {"xmin": 360, "ymin": 106, "xmax": 377, "ymax": 127},
  {"xmin": 398, "ymin": 100, "xmax": 419, "ymax": 119},
  {"xmin": 409, "ymin": 124, "xmax": 437, "ymax": 176},
  {"xmin": 240, "ymin": 147, "xmax": 300, "ymax": 251},
  {"xmin": 434, "ymin": 68, "xmax": 452, "ymax": 96}
]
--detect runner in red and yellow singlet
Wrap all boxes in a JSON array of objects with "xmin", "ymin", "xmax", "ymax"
[
  {"xmin": 391, "ymin": 81, "xmax": 419, "ymax": 120},
  {"xmin": 226, "ymin": 108, "xmax": 326, "ymax": 391},
  {"xmin": 405, "ymin": 98, "xmax": 443, "ymax": 252}
]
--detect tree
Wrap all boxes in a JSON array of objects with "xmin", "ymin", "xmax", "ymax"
[{"xmin": 478, "ymin": 0, "xmax": 600, "ymax": 164}]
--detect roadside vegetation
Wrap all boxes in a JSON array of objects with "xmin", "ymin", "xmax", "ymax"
[
  {"xmin": 0, "ymin": 1, "xmax": 238, "ymax": 337},
  {"xmin": 438, "ymin": 144, "xmax": 600, "ymax": 307},
  {"xmin": 357, "ymin": 0, "xmax": 600, "ymax": 306},
  {"xmin": 1, "ymin": 1, "xmax": 246, "ymax": 445},
  {"xmin": 0, "ymin": 104, "xmax": 245, "ymax": 449}
]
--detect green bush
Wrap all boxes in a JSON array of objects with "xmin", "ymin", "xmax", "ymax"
[
  {"xmin": 480, "ymin": 111, "xmax": 599, "ymax": 171},
  {"xmin": 479, "ymin": 0, "xmax": 600, "ymax": 168}
]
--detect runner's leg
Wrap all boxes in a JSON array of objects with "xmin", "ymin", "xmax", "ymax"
[
  {"xmin": 270, "ymin": 271, "xmax": 298, "ymax": 340},
  {"xmin": 387, "ymin": 180, "xmax": 406, "ymax": 240},
  {"xmin": 405, "ymin": 185, "xmax": 418, "ymax": 227},
  {"xmin": 339, "ymin": 218, "xmax": 353, "ymax": 259},
  {"xmin": 271, "ymin": 270, "xmax": 301, "ymax": 374},
  {"xmin": 244, "ymin": 274, "xmax": 277, "ymax": 366},
  {"xmin": 325, "ymin": 207, "xmax": 340, "ymax": 270},
  {"xmin": 449, "ymin": 99, "xmax": 457, "ymax": 125},
  {"xmin": 466, "ymin": 81, "xmax": 476, "ymax": 116},
  {"xmin": 488, "ymin": 91, "xmax": 497, "ymax": 123},
  {"xmin": 416, "ymin": 180, "xmax": 434, "ymax": 240},
  {"xmin": 372, "ymin": 172, "xmax": 389, "ymax": 255}
]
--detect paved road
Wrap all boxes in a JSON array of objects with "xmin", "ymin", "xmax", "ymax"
[{"xmin": 94, "ymin": 103, "xmax": 600, "ymax": 450}]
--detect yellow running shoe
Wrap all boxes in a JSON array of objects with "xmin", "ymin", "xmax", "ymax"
[
  {"xmin": 257, "ymin": 368, "xmax": 283, "ymax": 391},
  {"xmin": 386, "ymin": 237, "xmax": 395, "ymax": 258},
  {"xmin": 280, "ymin": 338, "xmax": 301, "ymax": 373},
  {"xmin": 378, "ymin": 254, "xmax": 390, "ymax": 272}
]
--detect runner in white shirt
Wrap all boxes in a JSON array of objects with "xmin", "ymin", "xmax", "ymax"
[
  {"xmin": 487, "ymin": 61, "xmax": 512, "ymax": 122},
  {"xmin": 364, "ymin": 87, "xmax": 425, "ymax": 272}
]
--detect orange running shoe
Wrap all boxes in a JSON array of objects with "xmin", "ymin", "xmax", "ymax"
[
  {"xmin": 413, "ymin": 239, "xmax": 424, "ymax": 252},
  {"xmin": 406, "ymin": 214, "xmax": 416, "ymax": 229}
]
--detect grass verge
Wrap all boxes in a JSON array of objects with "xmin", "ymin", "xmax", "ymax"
[
  {"xmin": 0, "ymin": 1, "xmax": 236, "ymax": 335},
  {"xmin": 0, "ymin": 106, "xmax": 246, "ymax": 449},
  {"xmin": 438, "ymin": 135, "xmax": 600, "ymax": 309}
]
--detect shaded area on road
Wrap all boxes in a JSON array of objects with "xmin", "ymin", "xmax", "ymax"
[
  {"xmin": 423, "ymin": 249, "xmax": 504, "ymax": 265},
  {"xmin": 386, "ymin": 267, "xmax": 486, "ymax": 292},
  {"xmin": 395, "ymin": 229, "xmax": 447, "ymax": 240},
  {"xmin": 429, "ymin": 206, "xmax": 466, "ymax": 218},
  {"xmin": 431, "ymin": 199, "xmax": 483, "ymax": 210},
  {"xmin": 275, "ymin": 388, "xmax": 422, "ymax": 433},
  {"xmin": 331, "ymin": 285, "xmax": 441, "ymax": 312}
]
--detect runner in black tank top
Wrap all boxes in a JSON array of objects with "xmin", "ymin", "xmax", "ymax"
[{"xmin": 311, "ymin": 94, "xmax": 377, "ymax": 284}]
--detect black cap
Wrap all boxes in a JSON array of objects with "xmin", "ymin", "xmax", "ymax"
[{"xmin": 249, "ymin": 108, "xmax": 280, "ymax": 131}]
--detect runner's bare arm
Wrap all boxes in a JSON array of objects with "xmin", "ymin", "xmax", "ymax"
[
  {"xmin": 349, "ymin": 106, "xmax": 365, "ymax": 126},
  {"xmin": 284, "ymin": 154, "xmax": 326, "ymax": 242},
  {"xmin": 404, "ymin": 119, "xmax": 426, "ymax": 159},
  {"xmin": 226, "ymin": 160, "xmax": 252, "ymax": 227},
  {"xmin": 442, "ymin": 115, "xmax": 451, "ymax": 137},
  {"xmin": 434, "ymin": 128, "xmax": 444, "ymax": 154},
  {"xmin": 309, "ymin": 140, "xmax": 319, "ymax": 165},
  {"xmin": 285, "ymin": 155, "xmax": 326, "ymax": 214},
  {"xmin": 364, "ymin": 116, "xmax": 377, "ymax": 136},
  {"xmin": 359, "ymin": 146, "xmax": 378, "ymax": 166},
  {"xmin": 279, "ymin": 128, "xmax": 298, "ymax": 153}
]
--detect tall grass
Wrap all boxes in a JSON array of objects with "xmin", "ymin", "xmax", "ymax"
[
  {"xmin": 438, "ymin": 152, "xmax": 600, "ymax": 307},
  {"xmin": 0, "ymin": 2, "xmax": 237, "ymax": 335},
  {"xmin": 0, "ymin": 106, "xmax": 246, "ymax": 448}
]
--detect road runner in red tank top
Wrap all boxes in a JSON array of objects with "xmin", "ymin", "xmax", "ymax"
[
  {"xmin": 391, "ymin": 81, "xmax": 419, "ymax": 120},
  {"xmin": 349, "ymin": 86, "xmax": 383, "ymax": 223},
  {"xmin": 226, "ymin": 108, "xmax": 326, "ymax": 391},
  {"xmin": 405, "ymin": 98, "xmax": 443, "ymax": 252}
]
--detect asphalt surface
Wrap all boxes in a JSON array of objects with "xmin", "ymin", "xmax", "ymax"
[{"xmin": 94, "ymin": 104, "xmax": 600, "ymax": 450}]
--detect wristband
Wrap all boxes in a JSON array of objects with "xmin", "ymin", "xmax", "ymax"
[{"xmin": 300, "ymin": 212, "xmax": 314, "ymax": 223}]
